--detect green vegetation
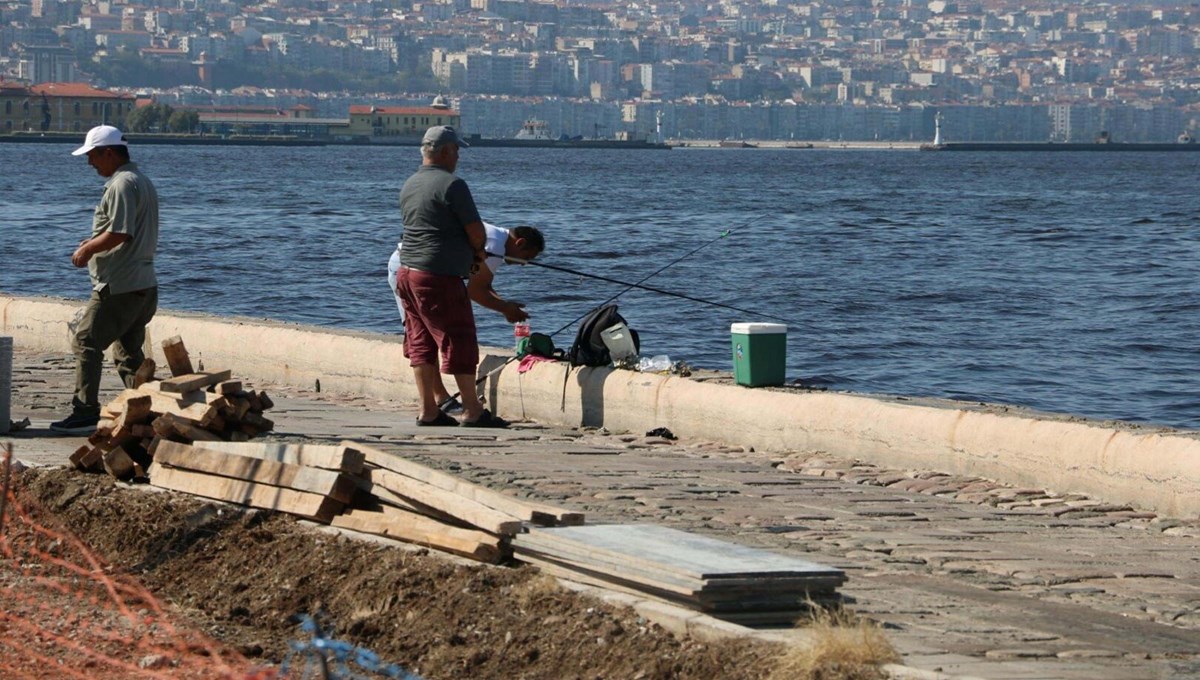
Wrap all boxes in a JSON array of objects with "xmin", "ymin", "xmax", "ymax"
[{"xmin": 124, "ymin": 102, "xmax": 174, "ymax": 132}]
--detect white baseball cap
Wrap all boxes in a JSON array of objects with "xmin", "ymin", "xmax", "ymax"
[{"xmin": 71, "ymin": 125, "xmax": 127, "ymax": 156}]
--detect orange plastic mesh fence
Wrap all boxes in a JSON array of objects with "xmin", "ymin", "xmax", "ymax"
[{"xmin": 0, "ymin": 443, "xmax": 275, "ymax": 680}]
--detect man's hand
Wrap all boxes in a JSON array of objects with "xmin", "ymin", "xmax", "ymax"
[
  {"xmin": 71, "ymin": 231, "xmax": 128, "ymax": 268},
  {"xmin": 503, "ymin": 301, "xmax": 529, "ymax": 323},
  {"xmin": 470, "ymin": 249, "xmax": 486, "ymax": 276},
  {"xmin": 71, "ymin": 241, "xmax": 93, "ymax": 268}
]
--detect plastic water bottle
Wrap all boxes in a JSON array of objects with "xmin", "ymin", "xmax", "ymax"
[{"xmin": 513, "ymin": 321, "xmax": 530, "ymax": 351}]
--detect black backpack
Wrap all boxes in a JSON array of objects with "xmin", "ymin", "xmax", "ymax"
[{"xmin": 566, "ymin": 304, "xmax": 640, "ymax": 367}]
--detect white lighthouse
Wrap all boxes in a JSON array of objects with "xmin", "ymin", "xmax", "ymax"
[{"xmin": 932, "ymin": 111, "xmax": 943, "ymax": 146}]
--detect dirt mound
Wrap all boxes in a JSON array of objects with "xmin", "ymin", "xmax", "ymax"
[{"xmin": 13, "ymin": 467, "xmax": 789, "ymax": 679}]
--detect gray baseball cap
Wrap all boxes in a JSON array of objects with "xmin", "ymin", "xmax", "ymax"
[{"xmin": 422, "ymin": 125, "xmax": 469, "ymax": 148}]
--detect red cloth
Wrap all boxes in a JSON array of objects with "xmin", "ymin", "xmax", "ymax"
[
  {"xmin": 396, "ymin": 267, "xmax": 479, "ymax": 374},
  {"xmin": 518, "ymin": 354, "xmax": 558, "ymax": 374}
]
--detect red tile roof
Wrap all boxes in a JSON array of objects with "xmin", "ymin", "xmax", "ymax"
[{"xmin": 30, "ymin": 82, "xmax": 133, "ymax": 99}]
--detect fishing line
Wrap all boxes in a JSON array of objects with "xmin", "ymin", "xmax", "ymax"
[
  {"xmin": 498, "ymin": 256, "xmax": 794, "ymax": 326},
  {"xmin": 539, "ymin": 216, "xmax": 759, "ymax": 339},
  {"xmin": 448, "ymin": 218, "xmax": 772, "ymax": 400}
]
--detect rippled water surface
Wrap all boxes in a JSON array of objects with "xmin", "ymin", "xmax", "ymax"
[{"xmin": 3, "ymin": 143, "xmax": 1198, "ymax": 428}]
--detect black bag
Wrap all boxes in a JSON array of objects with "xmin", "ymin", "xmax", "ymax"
[{"xmin": 566, "ymin": 304, "xmax": 640, "ymax": 367}]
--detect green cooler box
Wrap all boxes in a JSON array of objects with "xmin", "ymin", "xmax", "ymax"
[{"xmin": 731, "ymin": 323, "xmax": 787, "ymax": 387}]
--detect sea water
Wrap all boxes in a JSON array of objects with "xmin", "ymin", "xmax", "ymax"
[{"xmin": 2, "ymin": 143, "xmax": 1198, "ymax": 428}]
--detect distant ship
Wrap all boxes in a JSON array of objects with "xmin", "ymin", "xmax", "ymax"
[
  {"xmin": 464, "ymin": 120, "xmax": 669, "ymax": 150},
  {"xmin": 514, "ymin": 119, "xmax": 555, "ymax": 141}
]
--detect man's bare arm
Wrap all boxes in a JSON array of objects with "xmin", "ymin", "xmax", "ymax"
[
  {"xmin": 72, "ymin": 231, "xmax": 129, "ymax": 268},
  {"xmin": 467, "ymin": 264, "xmax": 528, "ymax": 323}
]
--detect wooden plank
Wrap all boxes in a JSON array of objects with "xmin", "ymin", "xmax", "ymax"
[
  {"xmin": 351, "ymin": 476, "xmax": 475, "ymax": 528},
  {"xmin": 519, "ymin": 525, "xmax": 846, "ymax": 582},
  {"xmin": 331, "ymin": 507, "xmax": 503, "ymax": 563},
  {"xmin": 191, "ymin": 441, "xmax": 364, "ymax": 474},
  {"xmin": 102, "ymin": 446, "xmax": 136, "ymax": 480},
  {"xmin": 513, "ymin": 543, "xmax": 843, "ymax": 595},
  {"xmin": 141, "ymin": 382, "xmax": 228, "ymax": 406},
  {"xmin": 154, "ymin": 441, "xmax": 356, "ymax": 503},
  {"xmin": 245, "ymin": 391, "xmax": 263, "ymax": 412},
  {"xmin": 70, "ymin": 445, "xmax": 102, "ymax": 471},
  {"xmin": 525, "ymin": 556, "xmax": 815, "ymax": 625},
  {"xmin": 216, "ymin": 380, "xmax": 243, "ymax": 395},
  {"xmin": 242, "ymin": 412, "xmax": 274, "ymax": 432},
  {"xmin": 159, "ymin": 370, "xmax": 233, "ymax": 394},
  {"xmin": 107, "ymin": 387, "xmax": 216, "ymax": 424},
  {"xmin": 133, "ymin": 358, "xmax": 156, "ymax": 388},
  {"xmin": 113, "ymin": 395, "xmax": 153, "ymax": 433},
  {"xmin": 161, "ymin": 336, "xmax": 194, "ymax": 377},
  {"xmin": 258, "ymin": 391, "xmax": 275, "ymax": 410},
  {"xmin": 351, "ymin": 442, "xmax": 583, "ymax": 527},
  {"xmin": 148, "ymin": 464, "xmax": 342, "ymax": 522},
  {"xmin": 129, "ymin": 424, "xmax": 156, "ymax": 439},
  {"xmin": 154, "ymin": 413, "xmax": 223, "ymax": 442},
  {"xmin": 231, "ymin": 398, "xmax": 252, "ymax": 420},
  {"xmin": 365, "ymin": 467, "xmax": 523, "ymax": 537}
]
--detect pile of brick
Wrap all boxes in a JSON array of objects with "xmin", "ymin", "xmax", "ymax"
[{"xmin": 69, "ymin": 336, "xmax": 274, "ymax": 479}]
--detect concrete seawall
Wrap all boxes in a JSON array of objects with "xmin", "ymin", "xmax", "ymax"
[{"xmin": 5, "ymin": 293, "xmax": 1199, "ymax": 517}]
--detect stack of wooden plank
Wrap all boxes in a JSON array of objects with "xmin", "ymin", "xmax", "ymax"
[
  {"xmin": 331, "ymin": 442, "xmax": 582, "ymax": 563},
  {"xmin": 150, "ymin": 440, "xmax": 361, "ymax": 523},
  {"xmin": 70, "ymin": 336, "xmax": 275, "ymax": 479},
  {"xmin": 513, "ymin": 525, "xmax": 847, "ymax": 624},
  {"xmin": 145, "ymin": 440, "xmax": 585, "ymax": 565}
]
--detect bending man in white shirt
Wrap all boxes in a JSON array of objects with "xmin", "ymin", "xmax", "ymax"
[{"xmin": 388, "ymin": 223, "xmax": 545, "ymax": 413}]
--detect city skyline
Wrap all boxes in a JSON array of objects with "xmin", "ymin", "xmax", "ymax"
[{"xmin": 2, "ymin": 0, "xmax": 1198, "ymax": 140}]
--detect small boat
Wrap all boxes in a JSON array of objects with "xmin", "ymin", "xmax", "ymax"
[{"xmin": 514, "ymin": 120, "xmax": 554, "ymax": 141}]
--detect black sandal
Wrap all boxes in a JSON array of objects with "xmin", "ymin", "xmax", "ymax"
[
  {"xmin": 460, "ymin": 409, "xmax": 509, "ymax": 429},
  {"xmin": 416, "ymin": 411, "xmax": 459, "ymax": 427}
]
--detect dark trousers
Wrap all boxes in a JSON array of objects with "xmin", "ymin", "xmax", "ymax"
[{"xmin": 71, "ymin": 286, "xmax": 158, "ymax": 416}]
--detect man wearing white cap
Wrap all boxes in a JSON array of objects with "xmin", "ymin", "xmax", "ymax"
[{"xmin": 51, "ymin": 125, "xmax": 160, "ymax": 434}]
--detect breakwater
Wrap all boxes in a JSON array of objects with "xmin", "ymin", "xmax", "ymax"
[{"xmin": 5, "ymin": 294, "xmax": 1199, "ymax": 517}]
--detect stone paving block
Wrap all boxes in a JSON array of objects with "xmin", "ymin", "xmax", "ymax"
[{"xmin": 985, "ymin": 648, "xmax": 1058, "ymax": 659}]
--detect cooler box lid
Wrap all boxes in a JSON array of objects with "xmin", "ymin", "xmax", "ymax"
[{"xmin": 730, "ymin": 322, "xmax": 787, "ymax": 335}]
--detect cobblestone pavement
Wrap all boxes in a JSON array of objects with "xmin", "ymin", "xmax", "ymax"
[{"xmin": 7, "ymin": 348, "xmax": 1200, "ymax": 680}]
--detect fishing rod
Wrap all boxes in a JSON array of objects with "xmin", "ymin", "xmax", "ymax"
[
  {"xmin": 448, "ymin": 219, "xmax": 768, "ymax": 403},
  {"xmin": 498, "ymin": 255, "xmax": 794, "ymax": 325},
  {"xmin": 541, "ymin": 218, "xmax": 753, "ymax": 339}
]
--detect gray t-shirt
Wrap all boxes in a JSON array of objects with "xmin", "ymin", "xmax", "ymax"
[
  {"xmin": 398, "ymin": 164, "xmax": 481, "ymax": 278},
  {"xmin": 89, "ymin": 161, "xmax": 159, "ymax": 295}
]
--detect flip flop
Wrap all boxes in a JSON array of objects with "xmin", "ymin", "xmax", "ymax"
[
  {"xmin": 460, "ymin": 409, "xmax": 509, "ymax": 429},
  {"xmin": 416, "ymin": 411, "xmax": 459, "ymax": 427}
]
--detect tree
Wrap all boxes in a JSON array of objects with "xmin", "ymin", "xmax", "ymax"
[
  {"xmin": 125, "ymin": 103, "xmax": 174, "ymax": 132},
  {"xmin": 167, "ymin": 109, "xmax": 200, "ymax": 133}
]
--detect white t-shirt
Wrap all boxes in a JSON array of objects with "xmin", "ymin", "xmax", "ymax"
[{"xmin": 388, "ymin": 222, "xmax": 509, "ymax": 322}]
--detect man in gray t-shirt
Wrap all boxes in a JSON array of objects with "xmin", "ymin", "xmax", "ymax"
[
  {"xmin": 395, "ymin": 125, "xmax": 507, "ymax": 428},
  {"xmin": 51, "ymin": 125, "xmax": 160, "ymax": 434}
]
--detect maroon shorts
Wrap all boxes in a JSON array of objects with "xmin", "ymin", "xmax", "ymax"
[{"xmin": 396, "ymin": 267, "xmax": 479, "ymax": 374}]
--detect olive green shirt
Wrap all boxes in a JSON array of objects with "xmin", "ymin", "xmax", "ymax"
[{"xmin": 89, "ymin": 161, "xmax": 159, "ymax": 295}]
